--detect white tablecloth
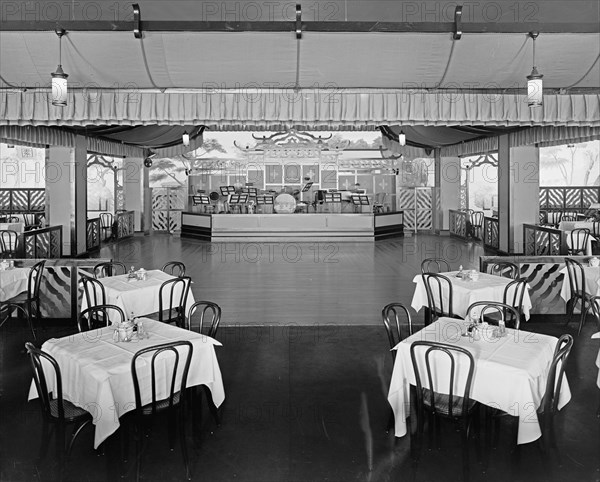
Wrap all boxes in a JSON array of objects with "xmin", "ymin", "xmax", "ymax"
[
  {"xmin": 0, "ymin": 222, "xmax": 25, "ymax": 234},
  {"xmin": 411, "ymin": 271, "xmax": 532, "ymax": 320},
  {"xmin": 559, "ymin": 221, "xmax": 595, "ymax": 232},
  {"xmin": 559, "ymin": 265, "xmax": 600, "ymax": 301},
  {"xmin": 387, "ymin": 318, "xmax": 571, "ymax": 445},
  {"xmin": 28, "ymin": 319, "xmax": 225, "ymax": 449},
  {"xmin": 0, "ymin": 267, "xmax": 30, "ymax": 301},
  {"xmin": 565, "ymin": 230, "xmax": 594, "ymax": 256},
  {"xmin": 596, "ymin": 346, "xmax": 600, "ymax": 389},
  {"xmin": 80, "ymin": 270, "xmax": 195, "ymax": 320}
]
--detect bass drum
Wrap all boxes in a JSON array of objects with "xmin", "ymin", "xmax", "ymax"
[
  {"xmin": 274, "ymin": 193, "xmax": 296, "ymax": 214},
  {"xmin": 209, "ymin": 191, "xmax": 220, "ymax": 201}
]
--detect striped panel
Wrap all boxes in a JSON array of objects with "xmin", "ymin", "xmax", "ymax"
[
  {"xmin": 24, "ymin": 236, "xmax": 35, "ymax": 258},
  {"xmin": 539, "ymin": 187, "xmax": 548, "ymax": 208},
  {"xmin": 40, "ymin": 266, "xmax": 71, "ymax": 318},
  {"xmin": 49, "ymin": 230, "xmax": 61, "ymax": 258},
  {"xmin": 169, "ymin": 189, "xmax": 186, "ymax": 210},
  {"xmin": 152, "ymin": 210, "xmax": 170, "ymax": 231},
  {"xmin": 519, "ymin": 263, "xmax": 565, "ymax": 314},
  {"xmin": 152, "ymin": 191, "xmax": 169, "ymax": 211},
  {"xmin": 87, "ymin": 219, "xmax": 100, "ymax": 250},
  {"xmin": 0, "ymin": 191, "xmax": 9, "ymax": 211},
  {"xmin": 564, "ymin": 188, "xmax": 581, "ymax": 208},
  {"xmin": 415, "ymin": 210, "xmax": 432, "ymax": 230},
  {"xmin": 582, "ymin": 188, "xmax": 599, "ymax": 207},
  {"xmin": 11, "ymin": 190, "xmax": 28, "ymax": 211},
  {"xmin": 169, "ymin": 211, "xmax": 182, "ymax": 232},
  {"xmin": 483, "ymin": 218, "xmax": 499, "ymax": 249},
  {"xmin": 29, "ymin": 190, "xmax": 45, "ymax": 210},
  {"xmin": 546, "ymin": 189, "xmax": 563, "ymax": 208}
]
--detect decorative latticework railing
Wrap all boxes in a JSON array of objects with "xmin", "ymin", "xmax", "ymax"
[
  {"xmin": 86, "ymin": 218, "xmax": 100, "ymax": 251},
  {"xmin": 523, "ymin": 224, "xmax": 562, "ymax": 255},
  {"xmin": 483, "ymin": 216, "xmax": 499, "ymax": 250},
  {"xmin": 22, "ymin": 225, "xmax": 62, "ymax": 259},
  {"xmin": 449, "ymin": 209, "xmax": 468, "ymax": 238},
  {"xmin": 116, "ymin": 211, "xmax": 135, "ymax": 239},
  {"xmin": 539, "ymin": 186, "xmax": 600, "ymax": 214},
  {"xmin": 0, "ymin": 188, "xmax": 45, "ymax": 214},
  {"xmin": 152, "ymin": 187, "xmax": 186, "ymax": 232}
]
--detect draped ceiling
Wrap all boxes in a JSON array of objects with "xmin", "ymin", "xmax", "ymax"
[{"xmin": 1, "ymin": 0, "xmax": 599, "ymax": 155}]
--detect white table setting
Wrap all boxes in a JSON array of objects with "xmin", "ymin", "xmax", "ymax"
[
  {"xmin": 0, "ymin": 264, "xmax": 30, "ymax": 301},
  {"xmin": 387, "ymin": 317, "xmax": 571, "ymax": 445}
]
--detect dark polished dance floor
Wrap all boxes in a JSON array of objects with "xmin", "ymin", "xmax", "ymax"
[{"xmin": 1, "ymin": 234, "xmax": 599, "ymax": 481}]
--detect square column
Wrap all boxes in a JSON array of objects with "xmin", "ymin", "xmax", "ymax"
[
  {"xmin": 123, "ymin": 157, "xmax": 143, "ymax": 231},
  {"xmin": 439, "ymin": 155, "xmax": 461, "ymax": 230},
  {"xmin": 498, "ymin": 135, "xmax": 540, "ymax": 254},
  {"xmin": 46, "ymin": 135, "xmax": 87, "ymax": 256}
]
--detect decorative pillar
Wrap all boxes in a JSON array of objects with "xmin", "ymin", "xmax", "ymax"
[
  {"xmin": 498, "ymin": 135, "xmax": 540, "ymax": 254},
  {"xmin": 432, "ymin": 148, "xmax": 442, "ymax": 233},
  {"xmin": 439, "ymin": 155, "xmax": 461, "ymax": 230},
  {"xmin": 46, "ymin": 135, "xmax": 87, "ymax": 256},
  {"xmin": 142, "ymin": 162, "xmax": 152, "ymax": 235},
  {"xmin": 123, "ymin": 157, "xmax": 143, "ymax": 231}
]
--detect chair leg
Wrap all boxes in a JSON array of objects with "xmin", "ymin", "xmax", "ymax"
[
  {"xmin": 178, "ymin": 407, "xmax": 191, "ymax": 480},
  {"xmin": 564, "ymin": 298, "xmax": 574, "ymax": 327},
  {"xmin": 577, "ymin": 299, "xmax": 589, "ymax": 336},
  {"xmin": 203, "ymin": 386, "xmax": 221, "ymax": 426}
]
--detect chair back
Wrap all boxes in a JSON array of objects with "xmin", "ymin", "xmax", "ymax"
[
  {"xmin": 381, "ymin": 303, "xmax": 413, "ymax": 361},
  {"xmin": 0, "ymin": 230, "xmax": 19, "ymax": 257},
  {"xmin": 561, "ymin": 212, "xmax": 577, "ymax": 222},
  {"xmin": 7, "ymin": 215, "xmax": 20, "ymax": 223},
  {"xmin": 547, "ymin": 211, "xmax": 562, "ymax": 226},
  {"xmin": 23, "ymin": 213, "xmax": 41, "ymax": 230},
  {"xmin": 131, "ymin": 341, "xmax": 193, "ymax": 415},
  {"xmin": 99, "ymin": 213, "xmax": 113, "ymax": 229},
  {"xmin": 502, "ymin": 277, "xmax": 527, "ymax": 315},
  {"xmin": 78, "ymin": 304, "xmax": 124, "ymax": 332},
  {"xmin": 488, "ymin": 261, "xmax": 519, "ymax": 279},
  {"xmin": 422, "ymin": 272, "xmax": 453, "ymax": 319},
  {"xmin": 466, "ymin": 301, "xmax": 521, "ymax": 330},
  {"xmin": 81, "ymin": 276, "xmax": 106, "ymax": 308},
  {"xmin": 420, "ymin": 258, "xmax": 450, "ymax": 274},
  {"xmin": 25, "ymin": 342, "xmax": 66, "ymax": 420},
  {"xmin": 162, "ymin": 261, "xmax": 186, "ymax": 277},
  {"xmin": 158, "ymin": 276, "xmax": 191, "ymax": 326},
  {"xmin": 564, "ymin": 258, "xmax": 585, "ymax": 299},
  {"xmin": 410, "ymin": 341, "xmax": 475, "ymax": 419},
  {"xmin": 94, "ymin": 261, "xmax": 126, "ymax": 278},
  {"xmin": 567, "ymin": 228, "xmax": 590, "ymax": 255},
  {"xmin": 541, "ymin": 334, "xmax": 573, "ymax": 414},
  {"xmin": 186, "ymin": 301, "xmax": 221, "ymax": 338},
  {"xmin": 592, "ymin": 220, "xmax": 600, "ymax": 239},
  {"xmin": 26, "ymin": 260, "xmax": 46, "ymax": 300},
  {"xmin": 471, "ymin": 211, "xmax": 484, "ymax": 227}
]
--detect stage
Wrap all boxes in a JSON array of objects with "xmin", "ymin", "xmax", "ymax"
[{"xmin": 181, "ymin": 211, "xmax": 404, "ymax": 242}]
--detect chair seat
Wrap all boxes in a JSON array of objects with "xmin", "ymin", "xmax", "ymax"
[
  {"xmin": 49, "ymin": 399, "xmax": 92, "ymax": 421},
  {"xmin": 141, "ymin": 392, "xmax": 182, "ymax": 415},
  {"xmin": 3, "ymin": 290, "xmax": 29, "ymax": 304},
  {"xmin": 422, "ymin": 388, "xmax": 477, "ymax": 417}
]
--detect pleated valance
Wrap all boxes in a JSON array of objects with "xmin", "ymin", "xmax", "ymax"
[{"xmin": 1, "ymin": 90, "xmax": 599, "ymax": 128}]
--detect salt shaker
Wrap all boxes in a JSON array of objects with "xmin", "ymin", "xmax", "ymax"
[{"xmin": 112, "ymin": 327, "xmax": 119, "ymax": 342}]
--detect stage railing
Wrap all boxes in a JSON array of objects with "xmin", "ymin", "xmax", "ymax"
[
  {"xmin": 483, "ymin": 216, "xmax": 499, "ymax": 250},
  {"xmin": 523, "ymin": 223, "xmax": 562, "ymax": 255},
  {"xmin": 449, "ymin": 209, "xmax": 468, "ymax": 238},
  {"xmin": 539, "ymin": 186, "xmax": 600, "ymax": 214},
  {"xmin": 116, "ymin": 210, "xmax": 135, "ymax": 240}
]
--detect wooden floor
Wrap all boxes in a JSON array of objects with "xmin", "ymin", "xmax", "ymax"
[{"xmin": 97, "ymin": 233, "xmax": 487, "ymax": 326}]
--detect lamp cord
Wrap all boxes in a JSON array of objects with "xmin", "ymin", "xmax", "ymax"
[
  {"xmin": 565, "ymin": 53, "xmax": 600, "ymax": 89},
  {"xmin": 295, "ymin": 38, "xmax": 301, "ymax": 90},
  {"xmin": 139, "ymin": 37, "xmax": 162, "ymax": 90},
  {"xmin": 435, "ymin": 38, "xmax": 457, "ymax": 89}
]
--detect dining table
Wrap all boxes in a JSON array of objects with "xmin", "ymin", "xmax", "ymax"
[
  {"xmin": 27, "ymin": 318, "xmax": 225, "ymax": 449},
  {"xmin": 387, "ymin": 317, "xmax": 571, "ymax": 445},
  {"xmin": 80, "ymin": 269, "xmax": 195, "ymax": 320},
  {"xmin": 564, "ymin": 228, "xmax": 594, "ymax": 256},
  {"xmin": 0, "ymin": 267, "xmax": 30, "ymax": 301},
  {"xmin": 559, "ymin": 264, "xmax": 600, "ymax": 301},
  {"xmin": 411, "ymin": 271, "xmax": 533, "ymax": 320}
]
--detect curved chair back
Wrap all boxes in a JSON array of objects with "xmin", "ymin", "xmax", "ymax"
[
  {"xmin": 186, "ymin": 301, "xmax": 221, "ymax": 338},
  {"xmin": 94, "ymin": 261, "xmax": 126, "ymax": 278},
  {"xmin": 81, "ymin": 276, "xmax": 106, "ymax": 308},
  {"xmin": 27, "ymin": 260, "xmax": 46, "ymax": 301},
  {"xmin": 502, "ymin": 277, "xmax": 527, "ymax": 314},
  {"xmin": 422, "ymin": 272, "xmax": 453, "ymax": 319},
  {"xmin": 131, "ymin": 341, "xmax": 193, "ymax": 415},
  {"xmin": 381, "ymin": 303, "xmax": 413, "ymax": 361},
  {"xmin": 466, "ymin": 301, "xmax": 521, "ymax": 330},
  {"xmin": 162, "ymin": 261, "xmax": 186, "ymax": 277},
  {"xmin": 592, "ymin": 220, "xmax": 600, "ymax": 239},
  {"xmin": 488, "ymin": 261, "xmax": 519, "ymax": 279},
  {"xmin": 561, "ymin": 212, "xmax": 577, "ymax": 222},
  {"xmin": 23, "ymin": 213, "xmax": 42, "ymax": 230},
  {"xmin": 564, "ymin": 258, "xmax": 585, "ymax": 300},
  {"xmin": 0, "ymin": 230, "xmax": 19, "ymax": 258},
  {"xmin": 25, "ymin": 342, "xmax": 66, "ymax": 420},
  {"xmin": 471, "ymin": 211, "xmax": 484, "ymax": 226},
  {"xmin": 99, "ymin": 213, "xmax": 113, "ymax": 229},
  {"xmin": 567, "ymin": 228, "xmax": 590, "ymax": 255},
  {"xmin": 410, "ymin": 341, "xmax": 475, "ymax": 419},
  {"xmin": 541, "ymin": 334, "xmax": 573, "ymax": 414},
  {"xmin": 78, "ymin": 304, "xmax": 125, "ymax": 332},
  {"xmin": 7, "ymin": 215, "xmax": 21, "ymax": 223},
  {"xmin": 420, "ymin": 258, "xmax": 450, "ymax": 274},
  {"xmin": 158, "ymin": 276, "xmax": 191, "ymax": 326}
]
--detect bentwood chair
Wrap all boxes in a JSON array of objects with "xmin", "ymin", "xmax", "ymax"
[
  {"xmin": 4, "ymin": 260, "xmax": 46, "ymax": 340},
  {"xmin": 7, "ymin": 215, "xmax": 21, "ymax": 223},
  {"xmin": 381, "ymin": 303, "xmax": 413, "ymax": 362},
  {"xmin": 186, "ymin": 300, "xmax": 223, "ymax": 427},
  {"xmin": 153, "ymin": 276, "xmax": 191, "ymax": 327},
  {"xmin": 100, "ymin": 213, "xmax": 114, "ymax": 241},
  {"xmin": 93, "ymin": 261, "xmax": 126, "ymax": 279},
  {"xmin": 488, "ymin": 261, "xmax": 520, "ymax": 279},
  {"xmin": 162, "ymin": 261, "xmax": 186, "ymax": 278},
  {"xmin": 502, "ymin": 277, "xmax": 528, "ymax": 324},
  {"xmin": 23, "ymin": 213, "xmax": 42, "ymax": 231},
  {"xmin": 81, "ymin": 276, "xmax": 106, "ymax": 309},
  {"xmin": 566, "ymin": 228, "xmax": 591, "ymax": 255},
  {"xmin": 78, "ymin": 304, "xmax": 125, "ymax": 332},
  {"xmin": 466, "ymin": 301, "xmax": 522, "ymax": 330},
  {"xmin": 0, "ymin": 302, "xmax": 28, "ymax": 334},
  {"xmin": 25, "ymin": 342, "xmax": 93, "ymax": 482},
  {"xmin": 130, "ymin": 341, "xmax": 193, "ymax": 482},
  {"xmin": 420, "ymin": 258, "xmax": 450, "ymax": 274},
  {"xmin": 0, "ymin": 229, "xmax": 19, "ymax": 258},
  {"xmin": 410, "ymin": 341, "xmax": 478, "ymax": 482},
  {"xmin": 470, "ymin": 211, "xmax": 484, "ymax": 239},
  {"xmin": 561, "ymin": 212, "xmax": 577, "ymax": 222},
  {"xmin": 422, "ymin": 272, "xmax": 454, "ymax": 322},
  {"xmin": 564, "ymin": 258, "xmax": 593, "ymax": 335}
]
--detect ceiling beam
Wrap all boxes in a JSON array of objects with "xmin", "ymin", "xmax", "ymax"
[{"xmin": 1, "ymin": 20, "xmax": 598, "ymax": 34}]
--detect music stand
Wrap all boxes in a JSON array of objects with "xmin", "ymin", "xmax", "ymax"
[
  {"xmin": 351, "ymin": 195, "xmax": 370, "ymax": 205},
  {"xmin": 220, "ymin": 186, "xmax": 236, "ymax": 195},
  {"xmin": 228, "ymin": 194, "xmax": 249, "ymax": 204},
  {"xmin": 242, "ymin": 187, "xmax": 258, "ymax": 196},
  {"xmin": 301, "ymin": 181, "xmax": 314, "ymax": 192},
  {"xmin": 255, "ymin": 196, "xmax": 274, "ymax": 205},
  {"xmin": 324, "ymin": 193, "xmax": 342, "ymax": 203},
  {"xmin": 192, "ymin": 195, "xmax": 211, "ymax": 205}
]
